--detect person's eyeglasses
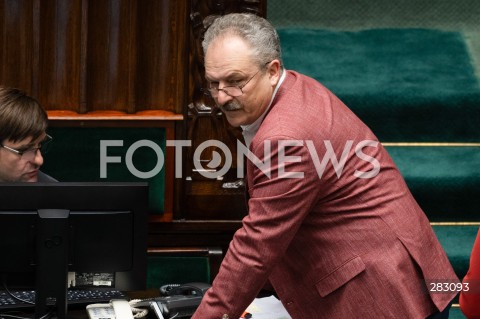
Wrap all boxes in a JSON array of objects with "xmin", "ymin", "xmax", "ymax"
[
  {"xmin": 204, "ymin": 69, "xmax": 262, "ymax": 98},
  {"xmin": 0, "ymin": 134, "xmax": 53, "ymax": 161}
]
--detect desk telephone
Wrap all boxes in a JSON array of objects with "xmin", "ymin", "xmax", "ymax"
[{"xmin": 86, "ymin": 282, "xmax": 210, "ymax": 319}]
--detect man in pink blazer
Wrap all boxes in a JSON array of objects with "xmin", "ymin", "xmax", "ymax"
[{"xmin": 192, "ymin": 13, "xmax": 458, "ymax": 319}]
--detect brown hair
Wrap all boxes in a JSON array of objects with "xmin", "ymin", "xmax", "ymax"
[{"xmin": 0, "ymin": 86, "xmax": 48, "ymax": 143}]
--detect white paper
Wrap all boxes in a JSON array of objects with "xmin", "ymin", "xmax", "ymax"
[{"xmin": 243, "ymin": 295, "xmax": 292, "ymax": 319}]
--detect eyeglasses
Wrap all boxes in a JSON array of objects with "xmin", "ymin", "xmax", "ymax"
[
  {"xmin": 205, "ymin": 69, "xmax": 262, "ymax": 98},
  {"xmin": 0, "ymin": 134, "xmax": 53, "ymax": 161}
]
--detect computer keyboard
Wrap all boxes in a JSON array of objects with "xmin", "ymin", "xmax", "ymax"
[{"xmin": 0, "ymin": 289, "xmax": 127, "ymax": 311}]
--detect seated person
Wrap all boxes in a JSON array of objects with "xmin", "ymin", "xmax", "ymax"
[{"xmin": 0, "ymin": 86, "xmax": 56, "ymax": 182}]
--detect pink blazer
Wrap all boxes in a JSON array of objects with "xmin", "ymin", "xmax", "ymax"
[
  {"xmin": 460, "ymin": 228, "xmax": 480, "ymax": 318},
  {"xmin": 192, "ymin": 71, "xmax": 458, "ymax": 319}
]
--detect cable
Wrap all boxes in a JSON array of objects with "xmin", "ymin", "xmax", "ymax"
[
  {"xmin": 0, "ymin": 315, "xmax": 30, "ymax": 319},
  {"xmin": 39, "ymin": 311, "xmax": 53, "ymax": 319},
  {"xmin": 0, "ymin": 309, "xmax": 53, "ymax": 319},
  {"xmin": 1, "ymin": 281, "xmax": 53, "ymax": 319},
  {"xmin": 1, "ymin": 282, "xmax": 34, "ymax": 305},
  {"xmin": 128, "ymin": 300, "xmax": 149, "ymax": 319}
]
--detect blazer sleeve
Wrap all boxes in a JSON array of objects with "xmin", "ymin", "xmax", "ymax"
[{"xmin": 191, "ymin": 135, "xmax": 323, "ymax": 319}]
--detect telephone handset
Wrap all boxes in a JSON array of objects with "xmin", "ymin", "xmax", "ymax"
[
  {"xmin": 133, "ymin": 282, "xmax": 211, "ymax": 319},
  {"xmin": 160, "ymin": 282, "xmax": 210, "ymax": 297}
]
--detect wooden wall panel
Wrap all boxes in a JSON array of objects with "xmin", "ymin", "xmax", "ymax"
[
  {"xmin": 0, "ymin": 0, "xmax": 35, "ymax": 91},
  {"xmin": 37, "ymin": 0, "xmax": 84, "ymax": 111},
  {"xmin": 0, "ymin": 0, "xmax": 187, "ymax": 115},
  {"xmin": 86, "ymin": 0, "xmax": 134, "ymax": 112},
  {"xmin": 135, "ymin": 1, "xmax": 188, "ymax": 114}
]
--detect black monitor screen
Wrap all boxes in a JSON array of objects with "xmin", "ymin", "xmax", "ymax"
[{"xmin": 0, "ymin": 182, "xmax": 149, "ymax": 318}]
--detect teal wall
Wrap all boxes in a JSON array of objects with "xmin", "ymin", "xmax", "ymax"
[{"xmin": 42, "ymin": 127, "xmax": 166, "ymax": 215}]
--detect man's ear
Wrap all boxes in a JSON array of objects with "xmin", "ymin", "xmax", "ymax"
[{"xmin": 267, "ymin": 59, "xmax": 282, "ymax": 86}]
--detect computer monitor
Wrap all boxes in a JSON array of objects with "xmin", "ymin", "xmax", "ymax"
[{"xmin": 0, "ymin": 182, "xmax": 149, "ymax": 319}]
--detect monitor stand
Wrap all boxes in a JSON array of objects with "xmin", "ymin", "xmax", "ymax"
[{"xmin": 35, "ymin": 209, "xmax": 70, "ymax": 319}]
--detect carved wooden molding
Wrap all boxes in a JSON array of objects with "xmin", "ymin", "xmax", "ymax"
[{"xmin": 181, "ymin": 0, "xmax": 266, "ymax": 219}]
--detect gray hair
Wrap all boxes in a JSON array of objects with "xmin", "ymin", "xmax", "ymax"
[
  {"xmin": 202, "ymin": 13, "xmax": 283, "ymax": 69},
  {"xmin": 0, "ymin": 86, "xmax": 48, "ymax": 143}
]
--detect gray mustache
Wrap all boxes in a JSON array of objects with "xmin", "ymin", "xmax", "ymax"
[{"xmin": 221, "ymin": 102, "xmax": 242, "ymax": 111}]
